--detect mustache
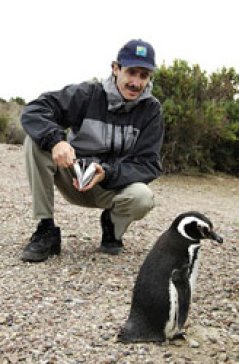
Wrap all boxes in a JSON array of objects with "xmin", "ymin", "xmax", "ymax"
[{"xmin": 126, "ymin": 84, "xmax": 141, "ymax": 92}]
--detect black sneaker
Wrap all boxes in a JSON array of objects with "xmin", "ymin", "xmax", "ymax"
[
  {"xmin": 21, "ymin": 222, "xmax": 61, "ymax": 262},
  {"xmin": 100, "ymin": 209, "xmax": 123, "ymax": 255}
]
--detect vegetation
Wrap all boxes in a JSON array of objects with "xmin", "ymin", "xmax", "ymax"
[
  {"xmin": 10, "ymin": 97, "xmax": 26, "ymax": 106},
  {"xmin": 152, "ymin": 61, "xmax": 239, "ymax": 175},
  {"xmin": 0, "ymin": 98, "xmax": 26, "ymax": 144},
  {"xmin": 0, "ymin": 115, "xmax": 9, "ymax": 142},
  {"xmin": 0, "ymin": 62, "xmax": 238, "ymax": 175}
]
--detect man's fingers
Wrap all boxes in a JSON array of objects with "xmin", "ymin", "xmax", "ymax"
[
  {"xmin": 80, "ymin": 172, "xmax": 104, "ymax": 192},
  {"xmin": 52, "ymin": 141, "xmax": 76, "ymax": 167},
  {"xmin": 72, "ymin": 178, "xmax": 79, "ymax": 189}
]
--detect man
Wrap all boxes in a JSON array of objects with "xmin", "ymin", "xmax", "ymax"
[{"xmin": 21, "ymin": 39, "xmax": 164, "ymax": 262}]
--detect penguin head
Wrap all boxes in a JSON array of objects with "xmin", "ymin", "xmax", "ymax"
[{"xmin": 172, "ymin": 211, "xmax": 223, "ymax": 243}]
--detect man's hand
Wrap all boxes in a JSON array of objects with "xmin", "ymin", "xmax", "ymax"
[
  {"xmin": 52, "ymin": 141, "xmax": 76, "ymax": 168},
  {"xmin": 73, "ymin": 163, "xmax": 105, "ymax": 192}
]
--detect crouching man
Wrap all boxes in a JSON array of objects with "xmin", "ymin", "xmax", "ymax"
[{"xmin": 21, "ymin": 39, "xmax": 164, "ymax": 262}]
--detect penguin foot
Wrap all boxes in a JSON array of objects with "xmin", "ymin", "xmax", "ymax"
[{"xmin": 171, "ymin": 331, "xmax": 187, "ymax": 341}]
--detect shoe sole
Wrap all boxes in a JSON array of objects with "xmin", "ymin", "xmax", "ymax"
[
  {"xmin": 99, "ymin": 246, "xmax": 123, "ymax": 255},
  {"xmin": 21, "ymin": 248, "xmax": 61, "ymax": 263}
]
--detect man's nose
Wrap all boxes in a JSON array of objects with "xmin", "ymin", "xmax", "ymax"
[{"xmin": 130, "ymin": 76, "xmax": 141, "ymax": 87}]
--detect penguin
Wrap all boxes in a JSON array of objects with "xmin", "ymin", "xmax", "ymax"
[{"xmin": 118, "ymin": 211, "xmax": 223, "ymax": 343}]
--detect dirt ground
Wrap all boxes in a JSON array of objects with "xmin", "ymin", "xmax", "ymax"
[{"xmin": 0, "ymin": 144, "xmax": 238, "ymax": 364}]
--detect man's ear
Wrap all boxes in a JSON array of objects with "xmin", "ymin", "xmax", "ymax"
[
  {"xmin": 149, "ymin": 70, "xmax": 155, "ymax": 82},
  {"xmin": 111, "ymin": 61, "xmax": 120, "ymax": 77}
]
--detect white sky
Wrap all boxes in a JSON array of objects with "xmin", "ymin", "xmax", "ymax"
[{"xmin": 1, "ymin": 0, "xmax": 238, "ymax": 102}]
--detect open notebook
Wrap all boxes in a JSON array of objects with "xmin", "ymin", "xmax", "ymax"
[{"xmin": 73, "ymin": 159, "xmax": 96, "ymax": 189}]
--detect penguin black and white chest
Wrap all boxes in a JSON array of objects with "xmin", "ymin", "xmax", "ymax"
[{"xmin": 118, "ymin": 211, "xmax": 223, "ymax": 343}]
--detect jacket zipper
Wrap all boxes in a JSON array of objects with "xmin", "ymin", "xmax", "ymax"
[
  {"xmin": 111, "ymin": 123, "xmax": 115, "ymax": 152},
  {"xmin": 120, "ymin": 125, "xmax": 125, "ymax": 155}
]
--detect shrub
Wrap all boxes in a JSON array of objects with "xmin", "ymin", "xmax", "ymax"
[
  {"xmin": 153, "ymin": 61, "xmax": 239, "ymax": 175},
  {"xmin": 0, "ymin": 115, "xmax": 9, "ymax": 142},
  {"xmin": 5, "ymin": 119, "xmax": 26, "ymax": 144},
  {"xmin": 10, "ymin": 97, "xmax": 26, "ymax": 106},
  {"xmin": 0, "ymin": 99, "xmax": 25, "ymax": 144}
]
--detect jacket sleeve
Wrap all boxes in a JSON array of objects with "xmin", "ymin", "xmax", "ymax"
[
  {"xmin": 101, "ymin": 103, "xmax": 164, "ymax": 189},
  {"xmin": 21, "ymin": 83, "xmax": 92, "ymax": 151}
]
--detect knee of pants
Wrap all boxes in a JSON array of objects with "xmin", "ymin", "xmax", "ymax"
[
  {"xmin": 117, "ymin": 183, "xmax": 154, "ymax": 220},
  {"xmin": 134, "ymin": 184, "xmax": 154, "ymax": 219}
]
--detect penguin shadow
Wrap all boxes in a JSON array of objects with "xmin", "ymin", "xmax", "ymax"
[{"xmin": 117, "ymin": 211, "xmax": 223, "ymax": 345}]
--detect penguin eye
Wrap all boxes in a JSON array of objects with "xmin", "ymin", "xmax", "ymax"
[{"xmin": 197, "ymin": 224, "xmax": 210, "ymax": 238}]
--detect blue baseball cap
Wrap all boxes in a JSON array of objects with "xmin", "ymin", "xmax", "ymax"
[{"xmin": 117, "ymin": 39, "xmax": 156, "ymax": 71}]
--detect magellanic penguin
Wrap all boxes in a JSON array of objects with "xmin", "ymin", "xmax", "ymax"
[{"xmin": 118, "ymin": 211, "xmax": 223, "ymax": 343}]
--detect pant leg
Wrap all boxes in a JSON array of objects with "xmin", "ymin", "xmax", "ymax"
[
  {"xmin": 111, "ymin": 183, "xmax": 155, "ymax": 239},
  {"xmin": 24, "ymin": 136, "xmax": 57, "ymax": 220},
  {"xmin": 92, "ymin": 183, "xmax": 155, "ymax": 239}
]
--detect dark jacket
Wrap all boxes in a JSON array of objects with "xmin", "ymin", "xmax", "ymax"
[{"xmin": 21, "ymin": 78, "xmax": 164, "ymax": 189}]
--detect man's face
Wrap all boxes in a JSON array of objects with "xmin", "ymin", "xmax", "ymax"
[{"xmin": 112, "ymin": 63, "xmax": 152, "ymax": 101}]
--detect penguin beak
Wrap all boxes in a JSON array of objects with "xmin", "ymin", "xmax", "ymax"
[
  {"xmin": 208, "ymin": 230, "xmax": 223, "ymax": 244},
  {"xmin": 198, "ymin": 224, "xmax": 223, "ymax": 244}
]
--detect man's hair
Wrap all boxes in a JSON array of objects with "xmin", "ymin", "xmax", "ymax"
[{"xmin": 111, "ymin": 61, "xmax": 121, "ymax": 69}]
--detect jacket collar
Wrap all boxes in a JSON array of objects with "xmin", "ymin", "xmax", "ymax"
[{"xmin": 102, "ymin": 75, "xmax": 153, "ymax": 112}]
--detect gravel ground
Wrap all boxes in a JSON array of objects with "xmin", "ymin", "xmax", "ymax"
[{"xmin": 0, "ymin": 144, "xmax": 238, "ymax": 364}]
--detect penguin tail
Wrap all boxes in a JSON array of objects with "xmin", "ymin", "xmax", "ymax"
[
  {"xmin": 117, "ymin": 317, "xmax": 166, "ymax": 343},
  {"xmin": 117, "ymin": 330, "xmax": 131, "ymax": 343},
  {"xmin": 117, "ymin": 319, "xmax": 137, "ymax": 343}
]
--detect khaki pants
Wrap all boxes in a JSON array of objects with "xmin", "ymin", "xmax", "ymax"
[{"xmin": 24, "ymin": 136, "xmax": 155, "ymax": 239}]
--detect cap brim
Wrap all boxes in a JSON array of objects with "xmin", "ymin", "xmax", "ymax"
[{"xmin": 119, "ymin": 59, "xmax": 155, "ymax": 71}]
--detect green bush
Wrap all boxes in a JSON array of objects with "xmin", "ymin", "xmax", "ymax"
[
  {"xmin": 10, "ymin": 97, "xmax": 26, "ymax": 106},
  {"xmin": 152, "ymin": 61, "xmax": 239, "ymax": 175}
]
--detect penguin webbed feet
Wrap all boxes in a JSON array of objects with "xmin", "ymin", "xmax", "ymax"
[{"xmin": 171, "ymin": 331, "xmax": 187, "ymax": 341}]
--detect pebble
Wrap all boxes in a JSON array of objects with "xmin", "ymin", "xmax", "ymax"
[
  {"xmin": 187, "ymin": 339, "xmax": 200, "ymax": 348},
  {"xmin": 230, "ymin": 334, "xmax": 239, "ymax": 344},
  {"xmin": 218, "ymin": 353, "xmax": 228, "ymax": 361},
  {"xmin": 163, "ymin": 351, "xmax": 173, "ymax": 358},
  {"xmin": 207, "ymin": 335, "xmax": 218, "ymax": 344},
  {"xmin": 0, "ymin": 314, "xmax": 9, "ymax": 324}
]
